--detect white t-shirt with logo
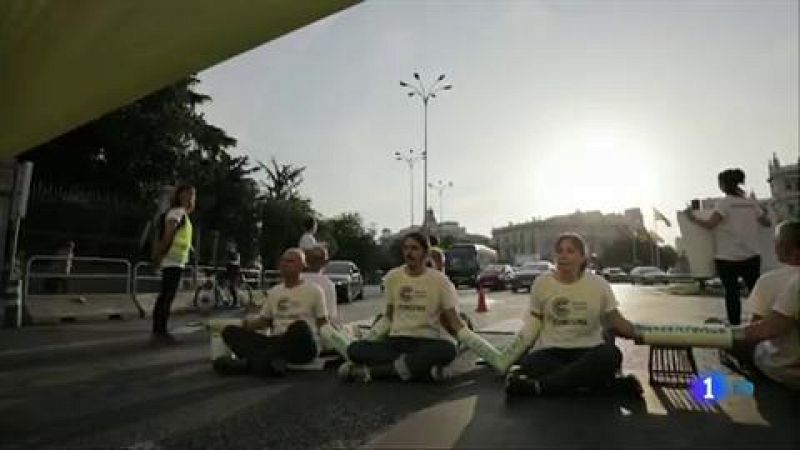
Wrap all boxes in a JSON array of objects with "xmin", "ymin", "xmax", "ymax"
[
  {"xmin": 746, "ymin": 265, "xmax": 796, "ymax": 319},
  {"xmin": 298, "ymin": 232, "xmax": 317, "ymax": 250},
  {"xmin": 161, "ymin": 207, "xmax": 189, "ymax": 268},
  {"xmin": 712, "ymin": 196, "xmax": 764, "ymax": 261},
  {"xmin": 384, "ymin": 266, "xmax": 460, "ymax": 342},
  {"xmin": 529, "ymin": 272, "xmax": 619, "ymax": 350},
  {"xmin": 754, "ymin": 271, "xmax": 800, "ymax": 390},
  {"xmin": 300, "ymin": 272, "xmax": 338, "ymax": 321},
  {"xmin": 259, "ymin": 281, "xmax": 327, "ymax": 341}
]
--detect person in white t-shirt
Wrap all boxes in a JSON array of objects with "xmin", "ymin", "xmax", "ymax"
[
  {"xmin": 687, "ymin": 168, "xmax": 771, "ymax": 325},
  {"xmin": 301, "ymin": 245, "xmax": 338, "ymax": 324},
  {"xmin": 738, "ymin": 272, "xmax": 800, "ymax": 390},
  {"xmin": 298, "ymin": 216, "xmax": 318, "ymax": 250},
  {"xmin": 505, "ymin": 232, "xmax": 640, "ymax": 396},
  {"xmin": 214, "ymin": 248, "xmax": 328, "ymax": 377},
  {"xmin": 151, "ymin": 184, "xmax": 195, "ymax": 346},
  {"xmin": 338, "ymin": 232, "xmax": 465, "ymax": 382},
  {"xmin": 723, "ymin": 220, "xmax": 800, "ymax": 389}
]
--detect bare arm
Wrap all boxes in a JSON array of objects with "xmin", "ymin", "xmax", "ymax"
[
  {"xmin": 605, "ymin": 309, "xmax": 637, "ymax": 340},
  {"xmin": 441, "ymin": 307, "xmax": 466, "ymax": 336},
  {"xmin": 743, "ymin": 311, "xmax": 795, "ymax": 343}
]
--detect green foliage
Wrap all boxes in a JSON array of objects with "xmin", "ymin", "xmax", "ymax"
[{"xmin": 318, "ymin": 213, "xmax": 381, "ymax": 276}]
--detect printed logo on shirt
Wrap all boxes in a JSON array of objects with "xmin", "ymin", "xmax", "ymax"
[
  {"xmin": 549, "ymin": 297, "xmax": 588, "ymax": 326},
  {"xmin": 399, "ymin": 285, "xmax": 414, "ymax": 302},
  {"xmin": 552, "ymin": 297, "xmax": 571, "ymax": 318},
  {"xmin": 276, "ymin": 297, "xmax": 290, "ymax": 312}
]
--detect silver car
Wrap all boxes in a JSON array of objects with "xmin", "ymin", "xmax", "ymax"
[{"xmin": 324, "ymin": 260, "xmax": 364, "ymax": 303}]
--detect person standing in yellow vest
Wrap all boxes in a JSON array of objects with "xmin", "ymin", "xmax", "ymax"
[{"xmin": 151, "ymin": 184, "xmax": 196, "ymax": 346}]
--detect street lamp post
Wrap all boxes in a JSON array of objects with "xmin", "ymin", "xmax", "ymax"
[
  {"xmin": 428, "ymin": 180, "xmax": 453, "ymax": 222},
  {"xmin": 394, "ymin": 149, "xmax": 423, "ymax": 227},
  {"xmin": 399, "ymin": 73, "xmax": 452, "ymax": 232}
]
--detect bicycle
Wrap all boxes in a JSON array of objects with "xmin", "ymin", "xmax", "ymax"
[{"xmin": 193, "ymin": 268, "xmax": 255, "ymax": 312}]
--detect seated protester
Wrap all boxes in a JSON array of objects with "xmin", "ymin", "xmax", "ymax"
[
  {"xmin": 728, "ymin": 220, "xmax": 800, "ymax": 389},
  {"xmin": 213, "ymin": 248, "xmax": 328, "ymax": 376},
  {"xmin": 506, "ymin": 232, "xmax": 641, "ymax": 396},
  {"xmin": 428, "ymin": 247, "xmax": 446, "ymax": 272},
  {"xmin": 339, "ymin": 232, "xmax": 463, "ymax": 382},
  {"xmin": 301, "ymin": 245, "xmax": 339, "ymax": 326},
  {"xmin": 746, "ymin": 221, "xmax": 800, "ymax": 322},
  {"xmin": 738, "ymin": 271, "xmax": 800, "ymax": 390}
]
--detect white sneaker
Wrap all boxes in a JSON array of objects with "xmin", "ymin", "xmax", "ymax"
[
  {"xmin": 430, "ymin": 365, "xmax": 454, "ymax": 382},
  {"xmin": 337, "ymin": 362, "xmax": 371, "ymax": 383}
]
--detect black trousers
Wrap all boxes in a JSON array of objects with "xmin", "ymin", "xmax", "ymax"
[
  {"xmin": 348, "ymin": 336, "xmax": 457, "ymax": 380},
  {"xmin": 152, "ymin": 267, "xmax": 182, "ymax": 334},
  {"xmin": 715, "ymin": 256, "xmax": 761, "ymax": 325},
  {"xmin": 518, "ymin": 344, "xmax": 622, "ymax": 394},
  {"xmin": 222, "ymin": 321, "xmax": 317, "ymax": 366}
]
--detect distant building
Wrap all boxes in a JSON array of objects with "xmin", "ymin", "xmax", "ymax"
[
  {"xmin": 768, "ymin": 153, "xmax": 799, "ymax": 220},
  {"xmin": 387, "ymin": 209, "xmax": 490, "ymax": 246},
  {"xmin": 491, "ymin": 208, "xmax": 645, "ymax": 263}
]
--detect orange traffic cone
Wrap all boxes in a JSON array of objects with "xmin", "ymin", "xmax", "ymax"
[{"xmin": 476, "ymin": 284, "xmax": 488, "ymax": 313}]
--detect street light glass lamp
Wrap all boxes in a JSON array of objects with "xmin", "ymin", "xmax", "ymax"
[
  {"xmin": 442, "ymin": 85, "xmax": 453, "ymax": 90},
  {"xmin": 413, "ymin": 72, "xmax": 420, "ymax": 80},
  {"xmin": 399, "ymin": 81, "xmax": 408, "ymax": 87},
  {"xmin": 437, "ymin": 74, "xmax": 446, "ymax": 81}
]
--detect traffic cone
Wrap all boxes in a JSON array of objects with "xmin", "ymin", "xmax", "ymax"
[{"xmin": 476, "ymin": 284, "xmax": 488, "ymax": 313}]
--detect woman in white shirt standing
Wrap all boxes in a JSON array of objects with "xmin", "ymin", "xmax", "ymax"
[
  {"xmin": 505, "ymin": 232, "xmax": 640, "ymax": 396},
  {"xmin": 688, "ymin": 168, "xmax": 771, "ymax": 325}
]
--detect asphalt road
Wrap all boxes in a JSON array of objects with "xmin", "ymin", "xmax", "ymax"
[{"xmin": 0, "ymin": 284, "xmax": 797, "ymax": 449}]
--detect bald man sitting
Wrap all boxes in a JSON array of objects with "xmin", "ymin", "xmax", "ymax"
[{"xmin": 213, "ymin": 248, "xmax": 329, "ymax": 377}]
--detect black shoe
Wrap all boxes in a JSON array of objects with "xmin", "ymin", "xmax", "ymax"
[
  {"xmin": 505, "ymin": 369, "xmax": 541, "ymax": 396},
  {"xmin": 252, "ymin": 358, "xmax": 287, "ymax": 377},
  {"xmin": 608, "ymin": 374, "xmax": 644, "ymax": 397},
  {"xmin": 213, "ymin": 356, "xmax": 249, "ymax": 376}
]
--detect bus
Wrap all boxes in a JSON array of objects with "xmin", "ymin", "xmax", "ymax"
[{"xmin": 445, "ymin": 243, "xmax": 498, "ymax": 287}]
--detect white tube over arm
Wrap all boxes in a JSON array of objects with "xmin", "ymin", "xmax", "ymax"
[
  {"xmin": 457, "ymin": 327, "xmax": 504, "ymax": 372},
  {"xmin": 495, "ymin": 314, "xmax": 542, "ymax": 373},
  {"xmin": 320, "ymin": 323, "xmax": 354, "ymax": 359},
  {"xmin": 634, "ymin": 323, "xmax": 733, "ymax": 349},
  {"xmin": 363, "ymin": 315, "xmax": 391, "ymax": 341}
]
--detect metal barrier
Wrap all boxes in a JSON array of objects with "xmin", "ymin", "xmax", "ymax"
[{"xmin": 23, "ymin": 256, "xmax": 135, "ymax": 323}]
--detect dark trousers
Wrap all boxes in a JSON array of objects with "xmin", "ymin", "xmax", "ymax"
[
  {"xmin": 518, "ymin": 344, "xmax": 622, "ymax": 394},
  {"xmin": 348, "ymin": 336, "xmax": 457, "ymax": 380},
  {"xmin": 715, "ymin": 256, "xmax": 761, "ymax": 325},
  {"xmin": 152, "ymin": 267, "xmax": 182, "ymax": 334},
  {"xmin": 222, "ymin": 321, "xmax": 317, "ymax": 366}
]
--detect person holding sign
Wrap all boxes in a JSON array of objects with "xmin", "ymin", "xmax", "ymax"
[
  {"xmin": 505, "ymin": 233, "xmax": 641, "ymax": 397},
  {"xmin": 686, "ymin": 168, "xmax": 771, "ymax": 325}
]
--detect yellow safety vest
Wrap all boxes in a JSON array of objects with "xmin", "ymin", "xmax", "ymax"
[{"xmin": 165, "ymin": 214, "xmax": 193, "ymax": 266}]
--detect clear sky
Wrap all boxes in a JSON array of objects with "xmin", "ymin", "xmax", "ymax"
[{"xmin": 198, "ymin": 0, "xmax": 799, "ymax": 246}]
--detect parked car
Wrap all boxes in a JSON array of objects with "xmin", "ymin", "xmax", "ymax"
[
  {"xmin": 477, "ymin": 264, "xmax": 515, "ymax": 291},
  {"xmin": 324, "ymin": 260, "xmax": 364, "ymax": 303},
  {"xmin": 629, "ymin": 266, "xmax": 668, "ymax": 285},
  {"xmin": 600, "ymin": 267, "xmax": 629, "ymax": 283},
  {"xmin": 511, "ymin": 261, "xmax": 554, "ymax": 293}
]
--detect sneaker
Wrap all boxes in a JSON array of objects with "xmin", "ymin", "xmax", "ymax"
[
  {"xmin": 213, "ymin": 356, "xmax": 249, "ymax": 376},
  {"xmin": 429, "ymin": 365, "xmax": 454, "ymax": 382},
  {"xmin": 505, "ymin": 369, "xmax": 541, "ymax": 396},
  {"xmin": 608, "ymin": 374, "xmax": 644, "ymax": 397},
  {"xmin": 337, "ymin": 362, "xmax": 371, "ymax": 383}
]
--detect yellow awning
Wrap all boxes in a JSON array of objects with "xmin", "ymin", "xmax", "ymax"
[{"xmin": 0, "ymin": 0, "xmax": 360, "ymax": 157}]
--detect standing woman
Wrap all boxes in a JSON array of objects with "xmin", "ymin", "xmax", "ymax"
[
  {"xmin": 687, "ymin": 168, "xmax": 771, "ymax": 325},
  {"xmin": 151, "ymin": 184, "xmax": 195, "ymax": 345},
  {"xmin": 505, "ymin": 232, "xmax": 640, "ymax": 396}
]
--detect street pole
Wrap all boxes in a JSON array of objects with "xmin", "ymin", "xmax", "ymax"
[
  {"xmin": 428, "ymin": 180, "xmax": 453, "ymax": 222},
  {"xmin": 394, "ymin": 149, "xmax": 422, "ymax": 227},
  {"xmin": 399, "ymin": 73, "xmax": 452, "ymax": 233}
]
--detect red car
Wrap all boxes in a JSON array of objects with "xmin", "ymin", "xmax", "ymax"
[{"xmin": 476, "ymin": 264, "xmax": 515, "ymax": 291}]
